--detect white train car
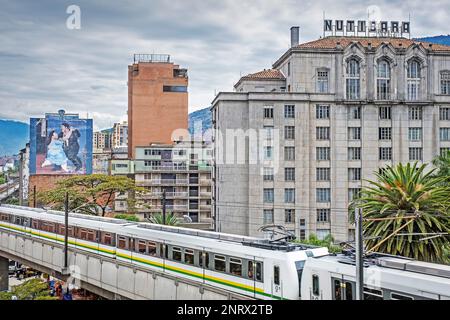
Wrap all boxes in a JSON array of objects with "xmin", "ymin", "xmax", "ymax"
[
  {"xmin": 0, "ymin": 205, "xmax": 329, "ymax": 300},
  {"xmin": 300, "ymin": 253, "xmax": 450, "ymax": 300}
]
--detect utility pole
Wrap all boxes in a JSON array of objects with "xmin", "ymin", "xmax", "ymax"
[
  {"xmin": 355, "ymin": 207, "xmax": 364, "ymax": 300},
  {"xmin": 33, "ymin": 185, "xmax": 36, "ymax": 208},
  {"xmin": 162, "ymin": 189, "xmax": 166, "ymax": 225},
  {"xmin": 64, "ymin": 192, "xmax": 69, "ymax": 270}
]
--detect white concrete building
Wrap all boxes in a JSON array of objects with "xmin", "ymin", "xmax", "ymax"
[{"xmin": 211, "ymin": 28, "xmax": 450, "ymax": 241}]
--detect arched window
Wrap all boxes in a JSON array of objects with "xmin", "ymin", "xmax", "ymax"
[
  {"xmin": 441, "ymin": 71, "xmax": 450, "ymax": 95},
  {"xmin": 377, "ymin": 60, "xmax": 391, "ymax": 100},
  {"xmin": 346, "ymin": 59, "xmax": 360, "ymax": 100},
  {"xmin": 407, "ymin": 60, "xmax": 421, "ymax": 101}
]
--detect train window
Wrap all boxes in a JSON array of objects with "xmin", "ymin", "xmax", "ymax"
[
  {"xmin": 248, "ymin": 261, "xmax": 254, "ymax": 279},
  {"xmin": 274, "ymin": 266, "xmax": 280, "ymax": 286},
  {"xmin": 0, "ymin": 214, "xmax": 8, "ymax": 221},
  {"xmin": 313, "ymin": 275, "xmax": 320, "ymax": 296},
  {"xmin": 345, "ymin": 282, "xmax": 354, "ymax": 300},
  {"xmin": 79, "ymin": 228, "xmax": 88, "ymax": 240},
  {"xmin": 118, "ymin": 236, "xmax": 128, "ymax": 250},
  {"xmin": 184, "ymin": 249, "xmax": 194, "ymax": 265},
  {"xmin": 32, "ymin": 220, "xmax": 39, "ymax": 229},
  {"xmin": 333, "ymin": 280, "xmax": 342, "ymax": 300},
  {"xmin": 148, "ymin": 242, "xmax": 157, "ymax": 256},
  {"xmin": 172, "ymin": 247, "xmax": 182, "ymax": 262},
  {"xmin": 391, "ymin": 293, "xmax": 414, "ymax": 300},
  {"xmin": 229, "ymin": 258, "xmax": 242, "ymax": 277},
  {"xmin": 87, "ymin": 230, "xmax": 96, "ymax": 242},
  {"xmin": 214, "ymin": 255, "xmax": 226, "ymax": 272},
  {"xmin": 364, "ymin": 288, "xmax": 383, "ymax": 300},
  {"xmin": 137, "ymin": 240, "xmax": 147, "ymax": 254},
  {"xmin": 101, "ymin": 232, "xmax": 113, "ymax": 246},
  {"xmin": 255, "ymin": 262, "xmax": 262, "ymax": 281}
]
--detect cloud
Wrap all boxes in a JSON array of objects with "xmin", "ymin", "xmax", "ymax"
[{"xmin": 0, "ymin": 0, "xmax": 449, "ymax": 131}]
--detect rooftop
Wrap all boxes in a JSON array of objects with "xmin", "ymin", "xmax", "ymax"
[{"xmin": 234, "ymin": 69, "xmax": 286, "ymax": 88}]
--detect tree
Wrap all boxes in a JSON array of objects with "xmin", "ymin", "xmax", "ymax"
[
  {"xmin": 432, "ymin": 150, "xmax": 450, "ymax": 183},
  {"xmin": 147, "ymin": 211, "xmax": 180, "ymax": 226},
  {"xmin": 38, "ymin": 174, "xmax": 145, "ymax": 216},
  {"xmin": 353, "ymin": 162, "xmax": 450, "ymax": 263},
  {"xmin": 295, "ymin": 234, "xmax": 342, "ymax": 254},
  {"xmin": 0, "ymin": 278, "xmax": 58, "ymax": 300}
]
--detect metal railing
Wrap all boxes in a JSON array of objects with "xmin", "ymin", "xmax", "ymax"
[{"xmin": 134, "ymin": 54, "xmax": 170, "ymax": 64}]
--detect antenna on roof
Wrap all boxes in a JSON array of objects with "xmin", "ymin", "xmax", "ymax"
[{"xmin": 323, "ymin": 11, "xmax": 325, "ymax": 38}]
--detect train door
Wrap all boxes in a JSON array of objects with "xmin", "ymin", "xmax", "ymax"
[
  {"xmin": 271, "ymin": 265, "xmax": 282, "ymax": 299},
  {"xmin": 199, "ymin": 248, "xmax": 209, "ymax": 284},
  {"xmin": 332, "ymin": 276, "xmax": 355, "ymax": 300}
]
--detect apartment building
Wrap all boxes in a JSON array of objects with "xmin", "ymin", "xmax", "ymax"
[
  {"xmin": 212, "ymin": 27, "xmax": 450, "ymax": 241},
  {"xmin": 112, "ymin": 121, "xmax": 128, "ymax": 148}
]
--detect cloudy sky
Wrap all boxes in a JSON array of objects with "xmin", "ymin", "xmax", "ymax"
[{"xmin": 0, "ymin": 0, "xmax": 449, "ymax": 130}]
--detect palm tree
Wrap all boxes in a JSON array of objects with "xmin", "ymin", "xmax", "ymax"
[
  {"xmin": 147, "ymin": 211, "xmax": 180, "ymax": 226},
  {"xmin": 353, "ymin": 162, "xmax": 450, "ymax": 263},
  {"xmin": 432, "ymin": 150, "xmax": 450, "ymax": 183}
]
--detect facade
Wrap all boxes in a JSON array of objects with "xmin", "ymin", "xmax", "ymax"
[
  {"xmin": 93, "ymin": 129, "xmax": 112, "ymax": 152},
  {"xmin": 18, "ymin": 143, "xmax": 30, "ymax": 205},
  {"xmin": 128, "ymin": 54, "xmax": 189, "ymax": 158},
  {"xmin": 212, "ymin": 28, "xmax": 450, "ymax": 241},
  {"xmin": 112, "ymin": 121, "xmax": 128, "ymax": 148},
  {"xmin": 111, "ymin": 142, "xmax": 213, "ymax": 229}
]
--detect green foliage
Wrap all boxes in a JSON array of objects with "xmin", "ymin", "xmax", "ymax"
[
  {"xmin": 4, "ymin": 197, "xmax": 20, "ymax": 205},
  {"xmin": 114, "ymin": 214, "xmax": 140, "ymax": 222},
  {"xmin": 295, "ymin": 234, "xmax": 342, "ymax": 253},
  {"xmin": 5, "ymin": 278, "xmax": 56, "ymax": 300},
  {"xmin": 0, "ymin": 291, "xmax": 13, "ymax": 300},
  {"xmin": 353, "ymin": 162, "xmax": 450, "ymax": 263},
  {"xmin": 38, "ymin": 174, "xmax": 145, "ymax": 216},
  {"xmin": 147, "ymin": 211, "xmax": 180, "ymax": 226},
  {"xmin": 432, "ymin": 150, "xmax": 450, "ymax": 184},
  {"xmin": 0, "ymin": 175, "xmax": 5, "ymax": 185}
]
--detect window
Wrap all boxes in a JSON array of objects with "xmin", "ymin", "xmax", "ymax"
[
  {"xmin": 346, "ymin": 59, "xmax": 360, "ymax": 100},
  {"xmin": 440, "ymin": 128, "xmax": 450, "ymax": 141},
  {"xmin": 264, "ymin": 146, "xmax": 273, "ymax": 160},
  {"xmin": 379, "ymin": 147, "xmax": 392, "ymax": 160},
  {"xmin": 409, "ymin": 127, "xmax": 422, "ymax": 141},
  {"xmin": 379, "ymin": 127, "xmax": 392, "ymax": 140},
  {"xmin": 348, "ymin": 188, "xmax": 361, "ymax": 201},
  {"xmin": 409, "ymin": 147, "xmax": 423, "ymax": 161},
  {"xmin": 407, "ymin": 60, "xmax": 421, "ymax": 101},
  {"xmin": 284, "ymin": 105, "xmax": 295, "ymax": 118},
  {"xmin": 248, "ymin": 261, "xmax": 254, "ymax": 279},
  {"xmin": 316, "ymin": 168, "xmax": 330, "ymax": 181},
  {"xmin": 285, "ymin": 188, "xmax": 295, "ymax": 203},
  {"xmin": 316, "ymin": 105, "xmax": 330, "ymax": 119},
  {"xmin": 364, "ymin": 288, "xmax": 383, "ymax": 300},
  {"xmin": 349, "ymin": 106, "xmax": 361, "ymax": 120},
  {"xmin": 285, "ymin": 168, "xmax": 295, "ymax": 181},
  {"xmin": 137, "ymin": 240, "xmax": 147, "ymax": 254},
  {"xmin": 172, "ymin": 247, "xmax": 182, "ymax": 261},
  {"xmin": 377, "ymin": 60, "xmax": 391, "ymax": 100},
  {"xmin": 312, "ymin": 275, "xmax": 320, "ymax": 296},
  {"xmin": 263, "ymin": 189, "xmax": 274, "ymax": 203},
  {"xmin": 263, "ymin": 167, "xmax": 274, "ymax": 181},
  {"xmin": 316, "ymin": 188, "xmax": 331, "ymax": 203},
  {"xmin": 379, "ymin": 106, "xmax": 392, "ymax": 120},
  {"xmin": 300, "ymin": 219, "xmax": 306, "ymax": 227},
  {"xmin": 316, "ymin": 147, "xmax": 330, "ymax": 161},
  {"xmin": 316, "ymin": 127, "xmax": 330, "ymax": 140},
  {"xmin": 441, "ymin": 148, "xmax": 450, "ymax": 156},
  {"xmin": 287, "ymin": 62, "xmax": 291, "ymax": 76},
  {"xmin": 214, "ymin": 255, "xmax": 226, "ymax": 272},
  {"xmin": 300, "ymin": 230, "xmax": 306, "ymax": 240},
  {"xmin": 274, "ymin": 266, "xmax": 280, "ymax": 286},
  {"xmin": 348, "ymin": 147, "xmax": 361, "ymax": 160},
  {"xmin": 118, "ymin": 236, "xmax": 128, "ymax": 250},
  {"xmin": 408, "ymin": 106, "xmax": 422, "ymax": 120},
  {"xmin": 285, "ymin": 147, "xmax": 295, "ymax": 161},
  {"xmin": 184, "ymin": 249, "xmax": 194, "ymax": 265},
  {"xmin": 263, "ymin": 209, "xmax": 274, "ymax": 224},
  {"xmin": 391, "ymin": 292, "xmax": 414, "ymax": 300},
  {"xmin": 441, "ymin": 71, "xmax": 450, "ymax": 95},
  {"xmin": 348, "ymin": 168, "xmax": 361, "ymax": 181},
  {"xmin": 229, "ymin": 258, "xmax": 242, "ymax": 276},
  {"xmin": 163, "ymin": 85, "xmax": 187, "ymax": 92},
  {"xmin": 317, "ymin": 229, "xmax": 331, "ymax": 240},
  {"xmin": 440, "ymin": 107, "xmax": 450, "ymax": 120},
  {"xmin": 263, "ymin": 126, "xmax": 274, "ymax": 141},
  {"xmin": 348, "ymin": 127, "xmax": 361, "ymax": 140},
  {"xmin": 284, "ymin": 126, "xmax": 295, "ymax": 139},
  {"xmin": 285, "ymin": 209, "xmax": 295, "ymax": 223},
  {"xmin": 317, "ymin": 209, "xmax": 330, "ymax": 222},
  {"xmin": 317, "ymin": 70, "xmax": 329, "ymax": 93},
  {"xmin": 264, "ymin": 106, "xmax": 274, "ymax": 119},
  {"xmin": 148, "ymin": 242, "xmax": 157, "ymax": 256}
]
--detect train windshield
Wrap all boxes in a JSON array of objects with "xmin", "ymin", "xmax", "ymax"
[{"xmin": 295, "ymin": 260, "xmax": 305, "ymax": 298}]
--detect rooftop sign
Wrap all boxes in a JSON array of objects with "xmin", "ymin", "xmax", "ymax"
[{"xmin": 323, "ymin": 19, "xmax": 410, "ymax": 38}]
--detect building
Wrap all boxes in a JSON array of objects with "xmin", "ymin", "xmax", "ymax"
[
  {"xmin": 112, "ymin": 121, "xmax": 128, "ymax": 148},
  {"xmin": 212, "ymin": 27, "xmax": 450, "ymax": 241},
  {"xmin": 18, "ymin": 143, "xmax": 30, "ymax": 205},
  {"xmin": 93, "ymin": 129, "xmax": 112, "ymax": 152},
  {"xmin": 112, "ymin": 141, "xmax": 213, "ymax": 229},
  {"xmin": 128, "ymin": 54, "xmax": 189, "ymax": 158}
]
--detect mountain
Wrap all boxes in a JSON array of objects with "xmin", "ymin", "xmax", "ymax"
[
  {"xmin": 0, "ymin": 120, "xmax": 29, "ymax": 156},
  {"xmin": 415, "ymin": 35, "xmax": 450, "ymax": 46},
  {"xmin": 188, "ymin": 107, "xmax": 212, "ymax": 134}
]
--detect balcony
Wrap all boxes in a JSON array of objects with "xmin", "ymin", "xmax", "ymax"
[
  {"xmin": 136, "ymin": 179, "xmax": 189, "ymax": 186},
  {"xmin": 139, "ymin": 191, "xmax": 188, "ymax": 199},
  {"xmin": 200, "ymin": 191, "xmax": 212, "ymax": 198},
  {"xmin": 139, "ymin": 204, "xmax": 189, "ymax": 212},
  {"xmin": 199, "ymin": 179, "xmax": 211, "ymax": 186},
  {"xmin": 199, "ymin": 204, "xmax": 212, "ymax": 211}
]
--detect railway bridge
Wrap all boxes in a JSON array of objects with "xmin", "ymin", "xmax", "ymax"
[{"xmin": 0, "ymin": 214, "xmax": 251, "ymax": 300}]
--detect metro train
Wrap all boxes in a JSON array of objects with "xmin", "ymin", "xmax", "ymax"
[
  {"xmin": 0, "ymin": 205, "xmax": 328, "ymax": 300},
  {"xmin": 1, "ymin": 204, "xmax": 449, "ymax": 300}
]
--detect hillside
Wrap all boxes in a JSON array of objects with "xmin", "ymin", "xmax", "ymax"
[
  {"xmin": 0, "ymin": 119, "xmax": 29, "ymax": 156},
  {"xmin": 415, "ymin": 35, "xmax": 450, "ymax": 46},
  {"xmin": 188, "ymin": 107, "xmax": 212, "ymax": 134}
]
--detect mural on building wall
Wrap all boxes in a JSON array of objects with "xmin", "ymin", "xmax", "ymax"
[{"xmin": 30, "ymin": 111, "xmax": 93, "ymax": 175}]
